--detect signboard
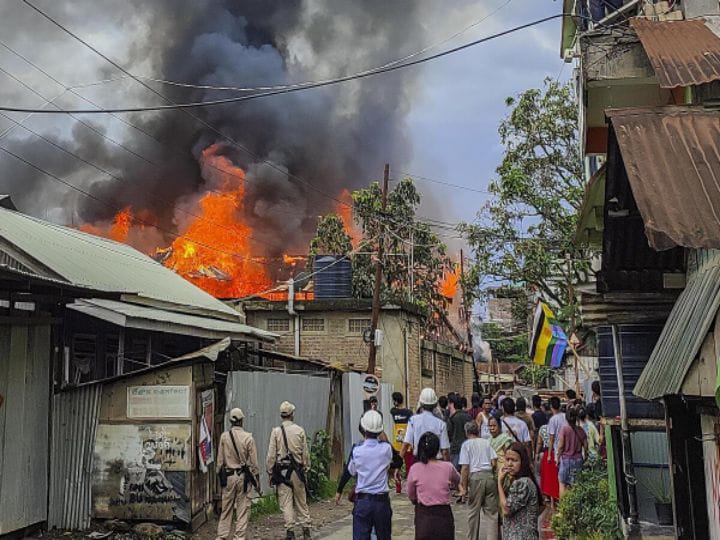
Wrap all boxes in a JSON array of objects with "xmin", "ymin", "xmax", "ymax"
[
  {"xmin": 362, "ymin": 374, "xmax": 380, "ymax": 397},
  {"xmin": 127, "ymin": 385, "xmax": 190, "ymax": 419}
]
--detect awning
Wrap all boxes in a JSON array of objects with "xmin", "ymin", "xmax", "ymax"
[
  {"xmin": 68, "ymin": 298, "xmax": 277, "ymax": 342},
  {"xmin": 607, "ymin": 106, "xmax": 720, "ymax": 250},
  {"xmin": 634, "ymin": 265, "xmax": 720, "ymax": 400},
  {"xmin": 631, "ymin": 18, "xmax": 720, "ymax": 88},
  {"xmin": 574, "ymin": 164, "xmax": 606, "ymax": 248}
]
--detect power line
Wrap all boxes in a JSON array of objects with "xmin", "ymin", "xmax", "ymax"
[
  {"xmin": 396, "ymin": 170, "xmax": 491, "ymax": 195},
  {"xmin": 0, "ymin": 39, "xmax": 317, "ymax": 224},
  {"xmin": 0, "ymin": 141, "xmax": 281, "ymax": 266},
  {"xmin": 70, "ymin": 0, "xmax": 513, "ymax": 94},
  {"xmin": 4, "ymin": 9, "xmax": 566, "ymax": 114}
]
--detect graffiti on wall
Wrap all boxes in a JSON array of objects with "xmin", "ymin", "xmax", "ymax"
[{"xmin": 93, "ymin": 424, "xmax": 191, "ymax": 523}]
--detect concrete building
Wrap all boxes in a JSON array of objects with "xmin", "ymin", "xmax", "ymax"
[{"xmin": 241, "ymin": 298, "xmax": 475, "ymax": 405}]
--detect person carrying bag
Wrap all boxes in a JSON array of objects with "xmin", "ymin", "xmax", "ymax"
[
  {"xmin": 266, "ymin": 401, "xmax": 312, "ymax": 540},
  {"xmin": 216, "ymin": 408, "xmax": 260, "ymax": 540}
]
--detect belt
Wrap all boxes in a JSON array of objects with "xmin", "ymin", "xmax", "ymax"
[
  {"xmin": 470, "ymin": 469, "xmax": 493, "ymax": 475},
  {"xmin": 225, "ymin": 469, "xmax": 245, "ymax": 476},
  {"xmin": 356, "ymin": 492, "xmax": 389, "ymax": 501}
]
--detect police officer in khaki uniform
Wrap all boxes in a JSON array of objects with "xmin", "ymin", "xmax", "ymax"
[
  {"xmin": 266, "ymin": 401, "xmax": 311, "ymax": 540},
  {"xmin": 216, "ymin": 408, "xmax": 260, "ymax": 540}
]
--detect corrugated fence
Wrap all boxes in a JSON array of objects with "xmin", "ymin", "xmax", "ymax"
[
  {"xmin": 225, "ymin": 371, "xmax": 331, "ymax": 493},
  {"xmin": 48, "ymin": 385, "xmax": 102, "ymax": 531}
]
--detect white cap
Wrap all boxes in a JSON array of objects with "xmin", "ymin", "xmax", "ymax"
[
  {"xmin": 419, "ymin": 387, "xmax": 438, "ymax": 406},
  {"xmin": 230, "ymin": 408, "xmax": 244, "ymax": 421},
  {"xmin": 280, "ymin": 401, "xmax": 296, "ymax": 416},
  {"xmin": 360, "ymin": 410, "xmax": 384, "ymax": 434}
]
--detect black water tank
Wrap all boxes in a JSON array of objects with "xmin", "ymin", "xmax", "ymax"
[
  {"xmin": 313, "ymin": 255, "xmax": 352, "ymax": 298},
  {"xmin": 596, "ymin": 325, "xmax": 665, "ymax": 419}
]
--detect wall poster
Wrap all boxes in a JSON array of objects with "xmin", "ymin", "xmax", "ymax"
[
  {"xmin": 93, "ymin": 423, "xmax": 191, "ymax": 523},
  {"xmin": 198, "ymin": 389, "xmax": 214, "ymax": 472}
]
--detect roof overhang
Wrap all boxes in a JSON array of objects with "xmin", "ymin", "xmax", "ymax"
[
  {"xmin": 68, "ymin": 298, "xmax": 277, "ymax": 342},
  {"xmin": 607, "ymin": 106, "xmax": 720, "ymax": 250},
  {"xmin": 631, "ymin": 18, "xmax": 720, "ymax": 89},
  {"xmin": 634, "ymin": 265, "xmax": 720, "ymax": 400}
]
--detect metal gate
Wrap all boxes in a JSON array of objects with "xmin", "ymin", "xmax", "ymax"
[{"xmin": 0, "ymin": 324, "xmax": 51, "ymax": 535}]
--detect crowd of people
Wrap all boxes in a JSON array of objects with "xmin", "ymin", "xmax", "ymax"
[
  {"xmin": 213, "ymin": 382, "xmax": 604, "ymax": 540},
  {"xmin": 337, "ymin": 383, "xmax": 604, "ymax": 540}
]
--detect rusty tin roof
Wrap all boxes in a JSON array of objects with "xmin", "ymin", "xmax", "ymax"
[
  {"xmin": 607, "ymin": 106, "xmax": 720, "ymax": 250},
  {"xmin": 631, "ymin": 18, "xmax": 720, "ymax": 88}
]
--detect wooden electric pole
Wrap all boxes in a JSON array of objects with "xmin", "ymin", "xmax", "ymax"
[
  {"xmin": 460, "ymin": 250, "xmax": 481, "ymax": 394},
  {"xmin": 367, "ymin": 163, "xmax": 389, "ymax": 375}
]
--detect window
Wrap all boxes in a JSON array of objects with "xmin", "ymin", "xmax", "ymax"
[
  {"xmin": 71, "ymin": 333, "xmax": 96, "ymax": 384},
  {"xmin": 421, "ymin": 348, "xmax": 434, "ymax": 377},
  {"xmin": 302, "ymin": 318, "xmax": 325, "ymax": 332},
  {"xmin": 348, "ymin": 318, "xmax": 372, "ymax": 333},
  {"xmin": 267, "ymin": 318, "xmax": 290, "ymax": 332}
]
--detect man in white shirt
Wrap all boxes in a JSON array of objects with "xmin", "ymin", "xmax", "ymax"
[
  {"xmin": 547, "ymin": 396, "xmax": 567, "ymax": 456},
  {"xmin": 459, "ymin": 421, "xmax": 498, "ymax": 540},
  {"xmin": 400, "ymin": 388, "xmax": 450, "ymax": 461},
  {"xmin": 500, "ymin": 397, "xmax": 533, "ymax": 457}
]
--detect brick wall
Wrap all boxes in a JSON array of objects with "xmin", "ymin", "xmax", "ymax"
[
  {"xmin": 420, "ymin": 340, "xmax": 474, "ymax": 401},
  {"xmin": 244, "ymin": 304, "xmax": 471, "ymax": 407}
]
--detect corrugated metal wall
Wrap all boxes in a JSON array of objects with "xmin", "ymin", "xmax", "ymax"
[
  {"xmin": 0, "ymin": 324, "xmax": 51, "ymax": 535},
  {"xmin": 225, "ymin": 371, "xmax": 331, "ymax": 493},
  {"xmin": 48, "ymin": 385, "xmax": 102, "ymax": 531},
  {"xmin": 597, "ymin": 325, "xmax": 665, "ymax": 418}
]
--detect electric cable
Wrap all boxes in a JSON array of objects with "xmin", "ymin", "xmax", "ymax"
[
  {"xmin": 4, "ymin": 8, "xmax": 566, "ymax": 114},
  {"xmin": 68, "ymin": 0, "xmax": 513, "ymax": 94}
]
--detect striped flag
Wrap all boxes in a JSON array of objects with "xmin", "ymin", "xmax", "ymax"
[{"xmin": 530, "ymin": 302, "xmax": 568, "ymax": 368}]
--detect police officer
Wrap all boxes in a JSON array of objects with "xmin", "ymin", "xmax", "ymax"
[
  {"xmin": 267, "ymin": 401, "xmax": 312, "ymax": 540},
  {"xmin": 348, "ymin": 410, "xmax": 393, "ymax": 540},
  {"xmin": 400, "ymin": 388, "xmax": 451, "ymax": 461},
  {"xmin": 216, "ymin": 408, "xmax": 260, "ymax": 540}
]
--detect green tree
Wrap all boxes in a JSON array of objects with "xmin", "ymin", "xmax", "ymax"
[
  {"xmin": 460, "ymin": 79, "xmax": 588, "ymax": 312},
  {"xmin": 308, "ymin": 214, "xmax": 353, "ymax": 261},
  {"xmin": 351, "ymin": 178, "xmax": 451, "ymax": 317}
]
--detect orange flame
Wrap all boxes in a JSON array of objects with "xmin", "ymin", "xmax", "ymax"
[
  {"xmin": 439, "ymin": 264, "xmax": 461, "ymax": 299},
  {"xmin": 76, "ymin": 145, "xmax": 358, "ymax": 300},
  {"xmin": 337, "ymin": 188, "xmax": 361, "ymax": 247},
  {"xmin": 160, "ymin": 145, "xmax": 272, "ymax": 298},
  {"xmin": 79, "ymin": 207, "xmax": 133, "ymax": 243}
]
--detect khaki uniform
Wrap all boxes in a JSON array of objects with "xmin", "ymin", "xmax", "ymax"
[
  {"xmin": 216, "ymin": 427, "xmax": 259, "ymax": 540},
  {"xmin": 266, "ymin": 420, "xmax": 311, "ymax": 531}
]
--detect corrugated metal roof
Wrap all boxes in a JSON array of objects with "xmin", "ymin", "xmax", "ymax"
[
  {"xmin": 634, "ymin": 265, "xmax": 720, "ymax": 400},
  {"xmin": 607, "ymin": 106, "xmax": 720, "ymax": 250},
  {"xmin": 68, "ymin": 298, "xmax": 276, "ymax": 341},
  {"xmin": 631, "ymin": 18, "xmax": 720, "ymax": 88},
  {"xmin": 0, "ymin": 207, "xmax": 239, "ymax": 319}
]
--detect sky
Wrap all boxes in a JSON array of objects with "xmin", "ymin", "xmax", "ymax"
[
  {"xmin": 406, "ymin": 0, "xmax": 568, "ymax": 247},
  {"xmin": 0, "ymin": 0, "xmax": 568, "ymax": 258}
]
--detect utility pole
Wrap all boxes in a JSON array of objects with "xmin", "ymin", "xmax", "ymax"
[
  {"xmin": 367, "ymin": 163, "xmax": 389, "ymax": 375},
  {"xmin": 460, "ymin": 249, "xmax": 481, "ymax": 394},
  {"xmin": 409, "ymin": 228, "xmax": 414, "ymax": 302}
]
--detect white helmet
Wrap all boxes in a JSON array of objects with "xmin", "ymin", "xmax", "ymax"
[
  {"xmin": 419, "ymin": 387, "xmax": 438, "ymax": 406},
  {"xmin": 230, "ymin": 408, "xmax": 245, "ymax": 422},
  {"xmin": 360, "ymin": 410, "xmax": 384, "ymax": 434}
]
